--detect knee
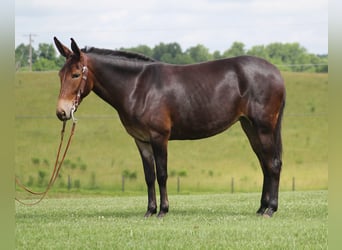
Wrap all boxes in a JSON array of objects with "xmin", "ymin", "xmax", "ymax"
[
  {"xmin": 274, "ymin": 158, "xmax": 282, "ymax": 168},
  {"xmin": 145, "ymin": 173, "xmax": 156, "ymax": 186},
  {"xmin": 271, "ymin": 158, "xmax": 282, "ymax": 176},
  {"xmin": 157, "ymin": 172, "xmax": 168, "ymax": 182}
]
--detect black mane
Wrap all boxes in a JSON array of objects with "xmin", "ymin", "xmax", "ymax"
[{"xmin": 82, "ymin": 47, "xmax": 156, "ymax": 62}]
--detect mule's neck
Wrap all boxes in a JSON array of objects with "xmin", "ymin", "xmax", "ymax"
[{"xmin": 86, "ymin": 53, "xmax": 152, "ymax": 110}]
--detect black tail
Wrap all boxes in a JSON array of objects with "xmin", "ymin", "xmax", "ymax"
[{"xmin": 274, "ymin": 99, "xmax": 285, "ymax": 159}]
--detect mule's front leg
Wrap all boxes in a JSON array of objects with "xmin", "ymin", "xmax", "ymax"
[
  {"xmin": 135, "ymin": 140, "xmax": 157, "ymax": 217},
  {"xmin": 151, "ymin": 133, "xmax": 169, "ymax": 218}
]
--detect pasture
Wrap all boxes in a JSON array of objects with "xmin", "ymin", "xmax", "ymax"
[
  {"xmin": 14, "ymin": 71, "xmax": 327, "ymax": 194},
  {"xmin": 15, "ymin": 71, "xmax": 328, "ymax": 249},
  {"xmin": 15, "ymin": 191, "xmax": 327, "ymax": 249}
]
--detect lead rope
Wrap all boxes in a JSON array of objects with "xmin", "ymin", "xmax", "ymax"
[
  {"xmin": 15, "ymin": 114, "xmax": 77, "ymax": 206},
  {"xmin": 15, "ymin": 61, "xmax": 87, "ymax": 205}
]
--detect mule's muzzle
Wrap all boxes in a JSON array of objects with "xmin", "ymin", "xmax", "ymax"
[
  {"xmin": 56, "ymin": 99, "xmax": 77, "ymax": 121},
  {"xmin": 56, "ymin": 108, "xmax": 70, "ymax": 121}
]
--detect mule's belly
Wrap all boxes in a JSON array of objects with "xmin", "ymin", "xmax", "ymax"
[{"xmin": 169, "ymin": 114, "xmax": 240, "ymax": 140}]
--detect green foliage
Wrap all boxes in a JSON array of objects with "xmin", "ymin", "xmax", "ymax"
[
  {"xmin": 186, "ymin": 44, "xmax": 212, "ymax": 63},
  {"xmin": 246, "ymin": 42, "xmax": 328, "ymax": 72},
  {"xmin": 37, "ymin": 170, "xmax": 47, "ymax": 187},
  {"xmin": 15, "ymin": 43, "xmax": 38, "ymax": 69},
  {"xmin": 121, "ymin": 44, "xmax": 153, "ymax": 58},
  {"xmin": 36, "ymin": 43, "xmax": 56, "ymax": 61},
  {"xmin": 122, "ymin": 169, "xmax": 137, "ymax": 180},
  {"xmin": 178, "ymin": 170, "xmax": 187, "ymax": 177},
  {"xmin": 223, "ymin": 41, "xmax": 246, "ymax": 57},
  {"xmin": 31, "ymin": 157, "xmax": 40, "ymax": 166},
  {"xmin": 15, "ymin": 191, "xmax": 328, "ymax": 249},
  {"xmin": 74, "ymin": 179, "xmax": 81, "ymax": 189},
  {"xmin": 15, "ymin": 41, "xmax": 327, "ymax": 72},
  {"xmin": 153, "ymin": 42, "xmax": 183, "ymax": 61},
  {"xmin": 170, "ymin": 170, "xmax": 187, "ymax": 177},
  {"xmin": 63, "ymin": 157, "xmax": 87, "ymax": 171},
  {"xmin": 32, "ymin": 58, "xmax": 59, "ymax": 71},
  {"xmin": 26, "ymin": 176, "xmax": 34, "ymax": 187}
]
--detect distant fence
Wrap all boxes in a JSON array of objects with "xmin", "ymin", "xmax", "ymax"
[
  {"xmin": 62, "ymin": 174, "xmax": 299, "ymax": 193},
  {"xmin": 274, "ymin": 63, "xmax": 328, "ymax": 73}
]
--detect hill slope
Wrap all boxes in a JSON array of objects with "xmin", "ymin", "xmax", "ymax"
[{"xmin": 15, "ymin": 71, "xmax": 328, "ymax": 193}]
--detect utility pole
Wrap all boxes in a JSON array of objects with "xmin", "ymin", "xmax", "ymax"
[{"xmin": 24, "ymin": 33, "xmax": 37, "ymax": 71}]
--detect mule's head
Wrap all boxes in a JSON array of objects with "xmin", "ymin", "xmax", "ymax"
[{"xmin": 54, "ymin": 37, "xmax": 93, "ymax": 121}]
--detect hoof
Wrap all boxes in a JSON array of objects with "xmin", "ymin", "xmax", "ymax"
[
  {"xmin": 263, "ymin": 208, "xmax": 275, "ymax": 218},
  {"xmin": 144, "ymin": 209, "xmax": 157, "ymax": 218},
  {"xmin": 157, "ymin": 208, "xmax": 168, "ymax": 218},
  {"xmin": 256, "ymin": 207, "xmax": 267, "ymax": 216},
  {"xmin": 263, "ymin": 213, "xmax": 272, "ymax": 218},
  {"xmin": 157, "ymin": 211, "xmax": 167, "ymax": 218},
  {"xmin": 256, "ymin": 207, "xmax": 276, "ymax": 218}
]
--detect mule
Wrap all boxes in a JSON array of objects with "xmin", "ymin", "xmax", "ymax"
[{"xmin": 54, "ymin": 37, "xmax": 285, "ymax": 217}]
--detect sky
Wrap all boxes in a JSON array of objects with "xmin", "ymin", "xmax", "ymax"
[{"xmin": 15, "ymin": 0, "xmax": 328, "ymax": 55}]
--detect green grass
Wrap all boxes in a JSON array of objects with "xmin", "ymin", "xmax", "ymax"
[
  {"xmin": 15, "ymin": 190, "xmax": 327, "ymax": 249},
  {"xmin": 14, "ymin": 71, "xmax": 328, "ymax": 193}
]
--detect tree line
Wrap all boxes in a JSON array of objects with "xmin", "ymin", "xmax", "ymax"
[{"xmin": 15, "ymin": 41, "xmax": 327, "ymax": 73}]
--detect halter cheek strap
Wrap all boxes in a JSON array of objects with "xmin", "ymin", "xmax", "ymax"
[
  {"xmin": 72, "ymin": 58, "xmax": 89, "ymax": 122},
  {"xmin": 78, "ymin": 65, "xmax": 88, "ymax": 100}
]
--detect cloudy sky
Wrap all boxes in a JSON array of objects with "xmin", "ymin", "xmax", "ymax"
[{"xmin": 15, "ymin": 0, "xmax": 328, "ymax": 54}]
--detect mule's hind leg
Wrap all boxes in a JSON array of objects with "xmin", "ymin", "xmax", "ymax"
[
  {"xmin": 256, "ymin": 125, "xmax": 282, "ymax": 217},
  {"xmin": 240, "ymin": 117, "xmax": 269, "ymax": 215},
  {"xmin": 150, "ymin": 132, "xmax": 169, "ymax": 218},
  {"xmin": 240, "ymin": 117, "xmax": 282, "ymax": 217}
]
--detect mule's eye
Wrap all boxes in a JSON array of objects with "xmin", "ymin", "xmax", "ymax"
[{"xmin": 72, "ymin": 73, "xmax": 80, "ymax": 79}]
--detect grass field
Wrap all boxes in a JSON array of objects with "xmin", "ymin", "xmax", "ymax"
[
  {"xmin": 14, "ymin": 71, "xmax": 328, "ymax": 249},
  {"xmin": 15, "ymin": 190, "xmax": 327, "ymax": 249},
  {"xmin": 14, "ymin": 71, "xmax": 327, "ymax": 194}
]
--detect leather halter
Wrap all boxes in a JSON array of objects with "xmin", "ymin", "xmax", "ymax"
[{"xmin": 71, "ymin": 58, "xmax": 88, "ymax": 121}]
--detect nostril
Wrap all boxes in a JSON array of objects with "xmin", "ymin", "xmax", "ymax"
[
  {"xmin": 56, "ymin": 101, "xmax": 72, "ymax": 121},
  {"xmin": 56, "ymin": 109, "xmax": 67, "ymax": 121}
]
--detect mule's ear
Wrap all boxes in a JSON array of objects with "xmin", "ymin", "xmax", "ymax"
[
  {"xmin": 54, "ymin": 37, "xmax": 72, "ymax": 58},
  {"xmin": 70, "ymin": 38, "xmax": 81, "ymax": 60}
]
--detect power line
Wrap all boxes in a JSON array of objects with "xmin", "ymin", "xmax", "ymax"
[{"xmin": 23, "ymin": 33, "xmax": 37, "ymax": 71}]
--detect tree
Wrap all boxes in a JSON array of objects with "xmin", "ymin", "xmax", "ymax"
[
  {"xmin": 166, "ymin": 42, "xmax": 183, "ymax": 58},
  {"xmin": 247, "ymin": 45, "xmax": 268, "ymax": 59},
  {"xmin": 315, "ymin": 55, "xmax": 328, "ymax": 73},
  {"xmin": 37, "ymin": 43, "xmax": 56, "ymax": 61},
  {"xmin": 123, "ymin": 45, "xmax": 153, "ymax": 58},
  {"xmin": 33, "ymin": 58, "xmax": 59, "ymax": 71},
  {"xmin": 55, "ymin": 55, "xmax": 66, "ymax": 68},
  {"xmin": 186, "ymin": 44, "xmax": 212, "ymax": 63},
  {"xmin": 223, "ymin": 41, "xmax": 245, "ymax": 57},
  {"xmin": 153, "ymin": 42, "xmax": 183, "ymax": 62},
  {"xmin": 152, "ymin": 42, "xmax": 167, "ymax": 60},
  {"xmin": 212, "ymin": 50, "xmax": 223, "ymax": 60},
  {"xmin": 15, "ymin": 41, "xmax": 328, "ymax": 73},
  {"xmin": 173, "ymin": 53, "xmax": 194, "ymax": 64}
]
